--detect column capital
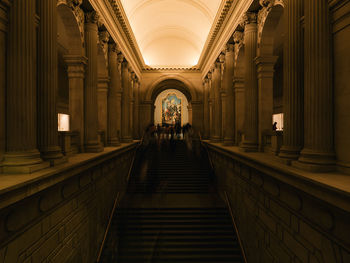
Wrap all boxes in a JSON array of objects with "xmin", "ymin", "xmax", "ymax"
[
  {"xmin": 226, "ymin": 43, "xmax": 235, "ymax": 53},
  {"xmin": 99, "ymin": 30, "xmax": 110, "ymax": 44},
  {"xmin": 240, "ymin": 12, "xmax": 258, "ymax": 28},
  {"xmin": 233, "ymin": 31, "xmax": 244, "ymax": 44},
  {"xmin": 67, "ymin": 0, "xmax": 83, "ymax": 8},
  {"xmin": 109, "ymin": 42, "xmax": 120, "ymax": 53},
  {"xmin": 85, "ymin": 11, "xmax": 99, "ymax": 24}
]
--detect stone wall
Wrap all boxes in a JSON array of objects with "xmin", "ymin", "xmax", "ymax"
[
  {"xmin": 0, "ymin": 143, "xmax": 137, "ymax": 262},
  {"xmin": 205, "ymin": 142, "xmax": 350, "ymax": 263}
]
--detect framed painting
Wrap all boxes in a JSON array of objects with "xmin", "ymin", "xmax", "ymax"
[{"xmin": 162, "ymin": 93, "xmax": 181, "ymax": 125}]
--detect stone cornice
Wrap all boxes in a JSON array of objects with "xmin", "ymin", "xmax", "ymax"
[
  {"xmin": 201, "ymin": 0, "xmax": 255, "ymax": 79},
  {"xmin": 89, "ymin": 0, "xmax": 142, "ymax": 79}
]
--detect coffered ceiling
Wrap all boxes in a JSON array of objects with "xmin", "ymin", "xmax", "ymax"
[{"xmin": 120, "ymin": 0, "xmax": 222, "ymax": 68}]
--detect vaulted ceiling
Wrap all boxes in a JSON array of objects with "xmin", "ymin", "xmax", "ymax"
[{"xmin": 120, "ymin": 0, "xmax": 222, "ymax": 68}]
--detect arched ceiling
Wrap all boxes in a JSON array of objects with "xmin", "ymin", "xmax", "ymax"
[{"xmin": 120, "ymin": 0, "xmax": 222, "ymax": 68}]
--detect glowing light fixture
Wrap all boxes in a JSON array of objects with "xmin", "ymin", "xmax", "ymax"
[{"xmin": 58, "ymin": 113, "xmax": 70, "ymax": 131}]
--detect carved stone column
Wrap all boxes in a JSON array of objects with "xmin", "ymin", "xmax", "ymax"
[
  {"xmin": 211, "ymin": 62, "xmax": 222, "ymax": 143},
  {"xmin": 64, "ymin": 55, "xmax": 87, "ymax": 152},
  {"xmin": 295, "ymin": 0, "xmax": 335, "ymax": 172},
  {"xmin": 208, "ymin": 72, "xmax": 214, "ymax": 140},
  {"xmin": 234, "ymin": 77, "xmax": 245, "ymax": 145},
  {"xmin": 84, "ymin": 11, "xmax": 103, "ymax": 152},
  {"xmin": 37, "ymin": 0, "xmax": 65, "ymax": 165},
  {"xmin": 3, "ymin": 0, "xmax": 49, "ymax": 173},
  {"xmin": 121, "ymin": 60, "xmax": 132, "ymax": 142},
  {"xmin": 279, "ymin": 0, "xmax": 304, "ymax": 161},
  {"xmin": 0, "ymin": 1, "xmax": 9, "ymax": 162},
  {"xmin": 219, "ymin": 53, "xmax": 226, "ymax": 141},
  {"xmin": 107, "ymin": 43, "xmax": 121, "ymax": 146},
  {"xmin": 240, "ymin": 12, "xmax": 258, "ymax": 152},
  {"xmin": 98, "ymin": 76, "xmax": 109, "ymax": 146},
  {"xmin": 188, "ymin": 103, "xmax": 193, "ymax": 125},
  {"xmin": 116, "ymin": 53, "xmax": 124, "ymax": 143},
  {"xmin": 133, "ymin": 77, "xmax": 140, "ymax": 139},
  {"xmin": 129, "ymin": 70, "xmax": 135, "ymax": 139},
  {"xmin": 203, "ymin": 77, "xmax": 210, "ymax": 139},
  {"xmin": 223, "ymin": 44, "xmax": 235, "ymax": 146},
  {"xmin": 255, "ymin": 56, "xmax": 278, "ymax": 151},
  {"xmin": 233, "ymin": 31, "xmax": 245, "ymax": 145}
]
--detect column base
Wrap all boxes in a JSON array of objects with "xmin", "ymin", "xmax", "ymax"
[
  {"xmin": 121, "ymin": 137, "xmax": 133, "ymax": 143},
  {"xmin": 293, "ymin": 148, "xmax": 335, "ymax": 173},
  {"xmin": 223, "ymin": 138, "xmax": 234, "ymax": 146},
  {"xmin": 210, "ymin": 136, "xmax": 221, "ymax": 143},
  {"xmin": 108, "ymin": 138, "xmax": 121, "ymax": 147},
  {"xmin": 2, "ymin": 150, "xmax": 50, "ymax": 174},
  {"xmin": 40, "ymin": 146, "xmax": 67, "ymax": 166},
  {"xmin": 239, "ymin": 140, "xmax": 258, "ymax": 152},
  {"xmin": 85, "ymin": 141, "xmax": 104, "ymax": 153},
  {"xmin": 278, "ymin": 145, "xmax": 302, "ymax": 165}
]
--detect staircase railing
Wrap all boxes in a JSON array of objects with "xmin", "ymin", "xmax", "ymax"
[
  {"xmin": 97, "ymin": 135, "xmax": 145, "ymax": 262},
  {"xmin": 125, "ymin": 133, "xmax": 145, "ymax": 183},
  {"xmin": 198, "ymin": 133, "xmax": 248, "ymax": 263},
  {"xmin": 198, "ymin": 132, "xmax": 214, "ymax": 174},
  {"xmin": 224, "ymin": 191, "xmax": 248, "ymax": 263},
  {"xmin": 96, "ymin": 192, "xmax": 120, "ymax": 263}
]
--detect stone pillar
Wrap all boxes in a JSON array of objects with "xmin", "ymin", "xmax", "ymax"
[
  {"xmin": 84, "ymin": 11, "xmax": 103, "ymax": 152},
  {"xmin": 107, "ymin": 43, "xmax": 121, "ymax": 146},
  {"xmin": 121, "ymin": 60, "xmax": 132, "ymax": 142},
  {"xmin": 223, "ymin": 44, "xmax": 235, "ymax": 146},
  {"xmin": 203, "ymin": 77, "xmax": 210, "ymax": 139},
  {"xmin": 37, "ymin": 0, "xmax": 65, "ymax": 165},
  {"xmin": 295, "ymin": 0, "xmax": 335, "ymax": 172},
  {"xmin": 208, "ymin": 72, "xmax": 214, "ymax": 140},
  {"xmin": 255, "ymin": 56, "xmax": 278, "ymax": 151},
  {"xmin": 234, "ymin": 77, "xmax": 245, "ymax": 145},
  {"xmin": 0, "ymin": 1, "xmax": 9, "ymax": 162},
  {"xmin": 140, "ymin": 100, "xmax": 153, "ymax": 133},
  {"xmin": 279, "ymin": 0, "xmax": 304, "ymax": 161},
  {"xmin": 98, "ymin": 76, "xmax": 109, "ymax": 146},
  {"xmin": 211, "ymin": 62, "xmax": 222, "ymax": 142},
  {"xmin": 240, "ymin": 12, "xmax": 258, "ymax": 152},
  {"xmin": 129, "ymin": 71, "xmax": 135, "ymax": 139},
  {"xmin": 188, "ymin": 103, "xmax": 193, "ymax": 125},
  {"xmin": 133, "ymin": 78, "xmax": 140, "ymax": 139},
  {"xmin": 3, "ymin": 0, "xmax": 49, "ymax": 173},
  {"xmin": 233, "ymin": 31, "xmax": 245, "ymax": 145},
  {"xmin": 219, "ymin": 53, "xmax": 226, "ymax": 141},
  {"xmin": 64, "ymin": 55, "xmax": 87, "ymax": 152}
]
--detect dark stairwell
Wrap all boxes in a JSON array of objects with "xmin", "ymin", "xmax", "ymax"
[{"xmin": 98, "ymin": 137, "xmax": 246, "ymax": 263}]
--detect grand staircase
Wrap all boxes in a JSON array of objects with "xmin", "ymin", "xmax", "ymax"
[{"xmin": 99, "ymin": 140, "xmax": 245, "ymax": 263}]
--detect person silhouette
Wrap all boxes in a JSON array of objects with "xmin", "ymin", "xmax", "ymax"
[{"xmin": 272, "ymin": 122, "xmax": 277, "ymax": 131}]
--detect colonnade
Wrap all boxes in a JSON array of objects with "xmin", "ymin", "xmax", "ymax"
[
  {"xmin": 203, "ymin": 0, "xmax": 335, "ymax": 172},
  {"xmin": 0, "ymin": 1, "xmax": 140, "ymax": 173}
]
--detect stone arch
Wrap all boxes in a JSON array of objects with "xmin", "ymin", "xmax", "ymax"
[
  {"xmin": 146, "ymin": 75, "xmax": 197, "ymax": 102},
  {"xmin": 258, "ymin": 3, "xmax": 284, "ymax": 56},
  {"xmin": 57, "ymin": 3, "xmax": 84, "ymax": 56}
]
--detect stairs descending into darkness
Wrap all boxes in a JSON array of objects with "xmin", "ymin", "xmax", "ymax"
[{"xmin": 100, "ymin": 140, "xmax": 244, "ymax": 263}]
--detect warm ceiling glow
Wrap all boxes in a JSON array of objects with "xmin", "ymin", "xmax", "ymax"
[{"xmin": 120, "ymin": 0, "xmax": 222, "ymax": 68}]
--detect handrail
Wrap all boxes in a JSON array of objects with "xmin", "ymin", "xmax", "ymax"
[
  {"xmin": 198, "ymin": 132, "xmax": 214, "ymax": 172},
  {"xmin": 96, "ymin": 192, "xmax": 120, "ymax": 262},
  {"xmin": 125, "ymin": 133, "xmax": 145, "ymax": 183},
  {"xmin": 224, "ymin": 191, "xmax": 248, "ymax": 263}
]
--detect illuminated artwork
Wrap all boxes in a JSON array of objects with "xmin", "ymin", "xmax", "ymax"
[
  {"xmin": 162, "ymin": 94, "xmax": 181, "ymax": 125},
  {"xmin": 58, "ymin": 113, "xmax": 70, "ymax": 131}
]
